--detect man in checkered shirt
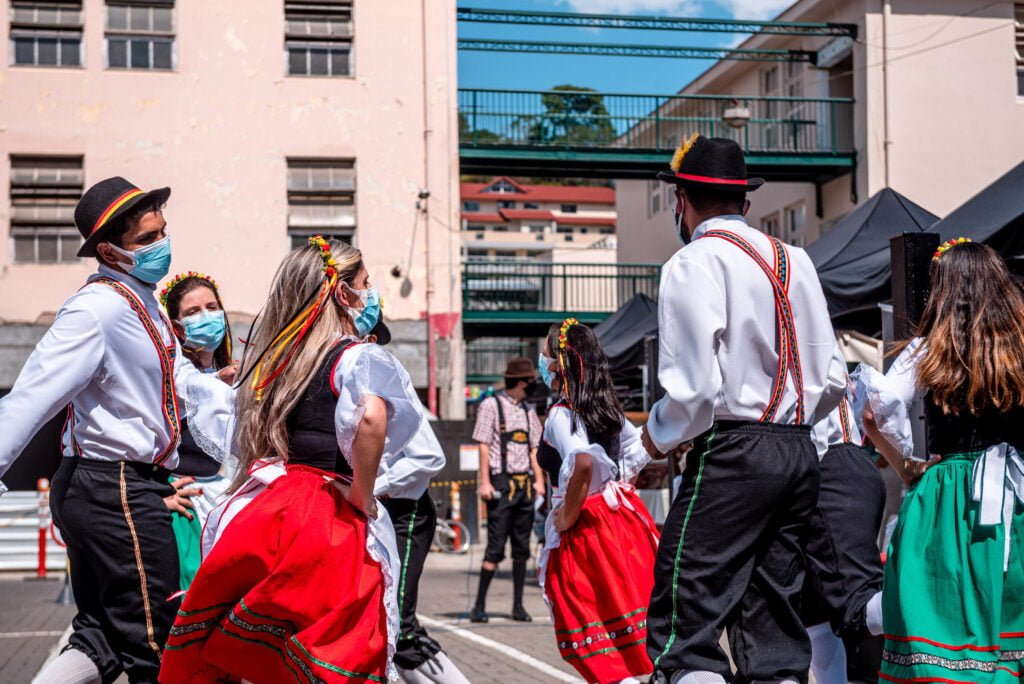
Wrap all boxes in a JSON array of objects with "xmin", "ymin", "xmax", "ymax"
[{"xmin": 469, "ymin": 357, "xmax": 544, "ymax": 624}]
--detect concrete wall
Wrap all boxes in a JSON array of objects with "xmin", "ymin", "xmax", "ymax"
[{"xmin": 0, "ymin": 0, "xmax": 466, "ymax": 416}]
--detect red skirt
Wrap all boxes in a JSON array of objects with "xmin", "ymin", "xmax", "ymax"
[
  {"xmin": 544, "ymin": 487, "xmax": 660, "ymax": 683},
  {"xmin": 160, "ymin": 465, "xmax": 391, "ymax": 683}
]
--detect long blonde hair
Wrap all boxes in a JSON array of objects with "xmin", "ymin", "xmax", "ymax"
[{"xmin": 232, "ymin": 239, "xmax": 363, "ymax": 489}]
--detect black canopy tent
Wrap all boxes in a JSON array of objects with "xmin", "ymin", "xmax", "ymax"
[
  {"xmin": 593, "ymin": 293, "xmax": 659, "ymax": 410},
  {"xmin": 806, "ymin": 188, "xmax": 938, "ymax": 330},
  {"xmin": 930, "ymin": 160, "xmax": 1024, "ymax": 268}
]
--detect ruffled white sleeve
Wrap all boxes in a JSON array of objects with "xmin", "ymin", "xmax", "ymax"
[
  {"xmin": 618, "ymin": 419, "xmax": 651, "ymax": 482},
  {"xmin": 333, "ymin": 343, "xmax": 423, "ymax": 467},
  {"xmin": 173, "ymin": 348, "xmax": 237, "ymax": 463},
  {"xmin": 849, "ymin": 338, "xmax": 924, "ymax": 460},
  {"xmin": 543, "ymin": 406, "xmax": 615, "ymax": 492}
]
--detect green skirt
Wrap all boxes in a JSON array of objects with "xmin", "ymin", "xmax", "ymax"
[
  {"xmin": 881, "ymin": 452, "xmax": 1024, "ymax": 683},
  {"xmin": 170, "ymin": 509, "xmax": 202, "ymax": 592}
]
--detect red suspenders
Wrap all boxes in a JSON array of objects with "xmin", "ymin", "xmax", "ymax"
[{"xmin": 701, "ymin": 230, "xmax": 806, "ymax": 424}]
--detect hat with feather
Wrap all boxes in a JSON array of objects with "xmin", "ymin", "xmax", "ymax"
[{"xmin": 656, "ymin": 132, "xmax": 764, "ymax": 192}]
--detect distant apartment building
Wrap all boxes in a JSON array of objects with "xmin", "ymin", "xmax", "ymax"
[
  {"xmin": 1, "ymin": 0, "xmax": 465, "ymax": 418},
  {"xmin": 617, "ymin": 0, "xmax": 1024, "ymax": 263}
]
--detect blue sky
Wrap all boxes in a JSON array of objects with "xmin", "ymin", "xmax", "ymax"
[{"xmin": 457, "ymin": 0, "xmax": 794, "ymax": 94}]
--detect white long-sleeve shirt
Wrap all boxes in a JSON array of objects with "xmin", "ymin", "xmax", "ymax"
[
  {"xmin": 0, "ymin": 265, "xmax": 235, "ymax": 492},
  {"xmin": 374, "ymin": 415, "xmax": 445, "ymax": 500},
  {"xmin": 647, "ymin": 216, "xmax": 846, "ymax": 452}
]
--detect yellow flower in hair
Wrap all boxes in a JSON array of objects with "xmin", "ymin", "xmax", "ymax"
[
  {"xmin": 670, "ymin": 132, "xmax": 701, "ymax": 172},
  {"xmin": 558, "ymin": 317, "xmax": 580, "ymax": 349},
  {"xmin": 932, "ymin": 237, "xmax": 972, "ymax": 262}
]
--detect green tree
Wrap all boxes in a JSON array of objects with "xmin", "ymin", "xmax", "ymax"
[
  {"xmin": 523, "ymin": 85, "xmax": 615, "ymax": 147},
  {"xmin": 458, "ymin": 112, "xmax": 500, "ymax": 144}
]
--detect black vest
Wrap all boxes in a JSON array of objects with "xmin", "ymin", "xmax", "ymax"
[
  {"xmin": 924, "ymin": 392, "xmax": 1024, "ymax": 455},
  {"xmin": 285, "ymin": 341, "xmax": 358, "ymax": 476}
]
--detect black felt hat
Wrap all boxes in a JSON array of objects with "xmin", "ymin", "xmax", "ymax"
[
  {"xmin": 369, "ymin": 318, "xmax": 392, "ymax": 346},
  {"xmin": 656, "ymin": 133, "xmax": 764, "ymax": 193},
  {"xmin": 74, "ymin": 176, "xmax": 171, "ymax": 257}
]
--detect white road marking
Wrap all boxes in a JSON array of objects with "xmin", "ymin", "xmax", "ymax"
[
  {"xmin": 0, "ymin": 630, "xmax": 66, "ymax": 638},
  {"xmin": 418, "ymin": 614, "xmax": 583, "ymax": 683}
]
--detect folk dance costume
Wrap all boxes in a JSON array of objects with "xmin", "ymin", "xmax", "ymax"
[
  {"xmin": 160, "ymin": 339, "xmax": 418, "ymax": 684},
  {"xmin": 852, "ymin": 339, "xmax": 1024, "ymax": 683},
  {"xmin": 646, "ymin": 136, "xmax": 845, "ymax": 684},
  {"xmin": 537, "ymin": 402, "xmax": 658, "ymax": 683},
  {"xmin": 378, "ymin": 418, "xmax": 470, "ymax": 684},
  {"xmin": 0, "ymin": 179, "xmax": 235, "ymax": 684},
  {"xmin": 803, "ymin": 397, "xmax": 886, "ymax": 684}
]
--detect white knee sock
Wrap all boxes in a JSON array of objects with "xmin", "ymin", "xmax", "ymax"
[
  {"xmin": 807, "ymin": 622, "xmax": 848, "ymax": 684},
  {"xmin": 398, "ymin": 650, "xmax": 471, "ymax": 684},
  {"xmin": 31, "ymin": 647, "xmax": 101, "ymax": 684},
  {"xmin": 671, "ymin": 672, "xmax": 727, "ymax": 684},
  {"xmin": 866, "ymin": 590, "xmax": 884, "ymax": 636}
]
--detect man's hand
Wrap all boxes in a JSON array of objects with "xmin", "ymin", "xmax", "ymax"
[
  {"xmin": 217, "ymin": 361, "xmax": 240, "ymax": 385},
  {"xmin": 478, "ymin": 481, "xmax": 495, "ymax": 500},
  {"xmin": 533, "ymin": 477, "xmax": 545, "ymax": 499},
  {"xmin": 641, "ymin": 426, "xmax": 665, "ymax": 460},
  {"xmin": 553, "ymin": 506, "xmax": 577, "ymax": 533},
  {"xmin": 164, "ymin": 477, "xmax": 201, "ymax": 520}
]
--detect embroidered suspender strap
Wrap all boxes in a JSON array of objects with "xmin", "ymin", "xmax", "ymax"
[
  {"xmin": 494, "ymin": 396, "xmax": 531, "ymax": 476},
  {"xmin": 92, "ymin": 277, "xmax": 181, "ymax": 466},
  {"xmin": 701, "ymin": 230, "xmax": 805, "ymax": 424},
  {"xmin": 837, "ymin": 397, "xmax": 853, "ymax": 444},
  {"xmin": 63, "ymin": 404, "xmax": 82, "ymax": 457}
]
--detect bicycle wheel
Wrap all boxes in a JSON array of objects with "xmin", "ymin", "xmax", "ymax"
[{"xmin": 435, "ymin": 520, "xmax": 471, "ymax": 554}]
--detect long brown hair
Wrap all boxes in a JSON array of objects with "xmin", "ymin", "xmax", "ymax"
[
  {"xmin": 909, "ymin": 241, "xmax": 1024, "ymax": 415},
  {"xmin": 232, "ymin": 239, "xmax": 363, "ymax": 489}
]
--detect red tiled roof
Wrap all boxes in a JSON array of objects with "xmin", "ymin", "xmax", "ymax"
[
  {"xmin": 462, "ymin": 212, "xmax": 506, "ymax": 223},
  {"xmin": 556, "ymin": 216, "xmax": 617, "ymax": 227},
  {"xmin": 461, "ymin": 177, "xmax": 615, "ymax": 204},
  {"xmin": 499, "ymin": 209, "xmax": 555, "ymax": 221}
]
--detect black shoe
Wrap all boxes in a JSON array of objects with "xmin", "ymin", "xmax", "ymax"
[
  {"xmin": 469, "ymin": 606, "xmax": 489, "ymax": 623},
  {"xmin": 511, "ymin": 604, "xmax": 532, "ymax": 622}
]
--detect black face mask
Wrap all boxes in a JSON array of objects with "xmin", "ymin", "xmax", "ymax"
[{"xmin": 524, "ymin": 381, "xmax": 538, "ymax": 395}]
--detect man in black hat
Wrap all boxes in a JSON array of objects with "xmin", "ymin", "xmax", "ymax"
[
  {"xmin": 469, "ymin": 357, "xmax": 544, "ymax": 623},
  {"xmin": 641, "ymin": 135, "xmax": 846, "ymax": 684},
  {"xmin": 0, "ymin": 177, "xmax": 234, "ymax": 684}
]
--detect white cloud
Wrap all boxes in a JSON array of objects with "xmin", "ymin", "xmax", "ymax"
[
  {"xmin": 558, "ymin": 0, "xmax": 699, "ymax": 15},
  {"xmin": 713, "ymin": 0, "xmax": 794, "ymax": 21}
]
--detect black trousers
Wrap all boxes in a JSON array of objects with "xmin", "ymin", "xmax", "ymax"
[
  {"xmin": 50, "ymin": 458, "xmax": 180, "ymax": 684},
  {"xmin": 483, "ymin": 473, "xmax": 535, "ymax": 564},
  {"xmin": 383, "ymin": 492, "xmax": 443, "ymax": 670},
  {"xmin": 646, "ymin": 422, "xmax": 820, "ymax": 684},
  {"xmin": 801, "ymin": 443, "xmax": 886, "ymax": 636}
]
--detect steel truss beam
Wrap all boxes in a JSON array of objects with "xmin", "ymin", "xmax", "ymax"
[
  {"xmin": 457, "ymin": 7, "xmax": 857, "ymax": 39},
  {"xmin": 457, "ymin": 39, "xmax": 816, "ymax": 63}
]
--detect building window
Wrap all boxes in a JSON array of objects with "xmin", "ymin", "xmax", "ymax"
[
  {"xmin": 528, "ymin": 224, "xmax": 545, "ymax": 233},
  {"xmin": 524, "ymin": 202, "xmax": 539, "ymax": 209},
  {"xmin": 761, "ymin": 212, "xmax": 780, "ymax": 238},
  {"xmin": 286, "ymin": 0, "xmax": 352, "ymax": 77},
  {"xmin": 599, "ymin": 226, "xmax": 614, "ymax": 234},
  {"xmin": 483, "ymin": 179, "xmax": 519, "ymax": 194},
  {"xmin": 784, "ymin": 203, "xmax": 806, "ymax": 244},
  {"xmin": 105, "ymin": 1, "xmax": 175, "ymax": 70},
  {"xmin": 287, "ymin": 158, "xmax": 355, "ymax": 249},
  {"xmin": 465, "ymin": 223, "xmax": 485, "ymax": 232},
  {"xmin": 560, "ymin": 204, "xmax": 577, "ymax": 213},
  {"xmin": 465, "ymin": 248, "xmax": 489, "ymax": 260},
  {"xmin": 497, "ymin": 200, "xmax": 516, "ymax": 209},
  {"xmin": 462, "ymin": 201, "xmax": 480, "ymax": 212},
  {"xmin": 648, "ymin": 180, "xmax": 661, "ymax": 217},
  {"xmin": 10, "ymin": 1, "xmax": 83, "ymax": 67},
  {"xmin": 1016, "ymin": 3, "xmax": 1024, "ymax": 96},
  {"xmin": 10, "ymin": 156, "xmax": 83, "ymax": 264}
]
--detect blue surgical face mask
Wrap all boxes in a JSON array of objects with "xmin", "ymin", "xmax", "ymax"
[
  {"xmin": 110, "ymin": 235, "xmax": 172, "ymax": 284},
  {"xmin": 181, "ymin": 310, "xmax": 226, "ymax": 351},
  {"xmin": 343, "ymin": 285, "xmax": 382, "ymax": 337},
  {"xmin": 538, "ymin": 352, "xmax": 557, "ymax": 389}
]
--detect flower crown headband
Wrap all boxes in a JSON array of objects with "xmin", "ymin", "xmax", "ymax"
[
  {"xmin": 159, "ymin": 271, "xmax": 219, "ymax": 306},
  {"xmin": 932, "ymin": 237, "xmax": 972, "ymax": 262},
  {"xmin": 557, "ymin": 317, "xmax": 586, "ymax": 411}
]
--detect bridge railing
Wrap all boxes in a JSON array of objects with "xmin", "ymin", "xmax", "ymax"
[
  {"xmin": 463, "ymin": 259, "xmax": 661, "ymax": 314},
  {"xmin": 459, "ymin": 88, "xmax": 854, "ymax": 156}
]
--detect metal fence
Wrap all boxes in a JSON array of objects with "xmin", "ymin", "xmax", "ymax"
[
  {"xmin": 463, "ymin": 260, "xmax": 661, "ymax": 314},
  {"xmin": 459, "ymin": 88, "xmax": 854, "ymax": 155}
]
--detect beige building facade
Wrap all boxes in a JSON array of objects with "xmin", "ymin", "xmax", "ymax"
[
  {"xmin": 0, "ymin": 0, "xmax": 466, "ymax": 417},
  {"xmin": 618, "ymin": 0, "xmax": 1024, "ymax": 263}
]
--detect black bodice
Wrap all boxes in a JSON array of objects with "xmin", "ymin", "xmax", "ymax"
[
  {"xmin": 286, "ymin": 342, "xmax": 353, "ymax": 476},
  {"xmin": 924, "ymin": 392, "xmax": 1024, "ymax": 455},
  {"xmin": 537, "ymin": 404, "xmax": 621, "ymax": 485}
]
